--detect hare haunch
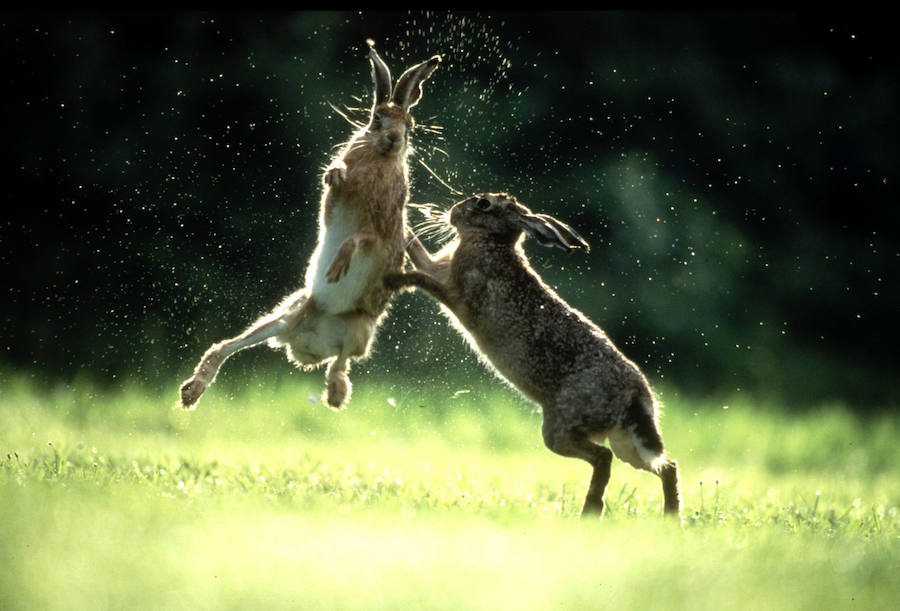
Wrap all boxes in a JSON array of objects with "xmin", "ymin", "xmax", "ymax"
[
  {"xmin": 178, "ymin": 44, "xmax": 440, "ymax": 410},
  {"xmin": 386, "ymin": 193, "xmax": 681, "ymax": 517}
]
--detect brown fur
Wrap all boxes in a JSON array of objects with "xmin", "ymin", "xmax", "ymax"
[
  {"xmin": 321, "ymin": 130, "xmax": 410, "ymax": 317},
  {"xmin": 177, "ymin": 45, "xmax": 440, "ymax": 411}
]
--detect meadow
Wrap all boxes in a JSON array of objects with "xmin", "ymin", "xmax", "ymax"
[{"xmin": 1, "ymin": 371, "xmax": 897, "ymax": 610}]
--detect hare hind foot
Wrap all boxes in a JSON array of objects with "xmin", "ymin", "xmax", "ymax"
[
  {"xmin": 659, "ymin": 459, "xmax": 682, "ymax": 516},
  {"xmin": 323, "ymin": 358, "xmax": 352, "ymax": 409},
  {"xmin": 325, "ymin": 377, "xmax": 349, "ymax": 409},
  {"xmin": 178, "ymin": 377, "xmax": 208, "ymax": 410},
  {"xmin": 324, "ymin": 372, "xmax": 350, "ymax": 409}
]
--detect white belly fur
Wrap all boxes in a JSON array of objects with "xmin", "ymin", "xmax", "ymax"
[{"xmin": 305, "ymin": 204, "xmax": 378, "ymax": 315}]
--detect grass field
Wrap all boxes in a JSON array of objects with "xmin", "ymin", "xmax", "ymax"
[{"xmin": 1, "ymin": 371, "xmax": 898, "ymax": 610}]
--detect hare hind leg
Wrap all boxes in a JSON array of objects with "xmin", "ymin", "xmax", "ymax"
[
  {"xmin": 610, "ymin": 396, "xmax": 682, "ymax": 517},
  {"xmin": 582, "ymin": 446, "xmax": 614, "ymax": 516},
  {"xmin": 608, "ymin": 430, "xmax": 681, "ymax": 517},
  {"xmin": 321, "ymin": 312, "xmax": 378, "ymax": 409},
  {"xmin": 178, "ymin": 290, "xmax": 315, "ymax": 409},
  {"xmin": 542, "ymin": 416, "xmax": 614, "ymax": 516}
]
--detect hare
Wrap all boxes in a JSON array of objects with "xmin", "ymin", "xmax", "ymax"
[
  {"xmin": 178, "ymin": 43, "xmax": 440, "ymax": 410},
  {"xmin": 385, "ymin": 193, "xmax": 681, "ymax": 517}
]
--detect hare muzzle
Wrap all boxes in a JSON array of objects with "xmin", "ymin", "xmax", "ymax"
[
  {"xmin": 449, "ymin": 204, "xmax": 465, "ymax": 227},
  {"xmin": 381, "ymin": 131, "xmax": 400, "ymax": 154},
  {"xmin": 374, "ymin": 123, "xmax": 406, "ymax": 155}
]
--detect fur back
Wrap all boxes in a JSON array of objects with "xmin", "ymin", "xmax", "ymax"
[{"xmin": 443, "ymin": 237, "xmax": 649, "ymax": 406}]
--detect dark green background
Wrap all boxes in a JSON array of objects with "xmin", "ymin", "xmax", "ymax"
[{"xmin": 2, "ymin": 11, "xmax": 897, "ymax": 407}]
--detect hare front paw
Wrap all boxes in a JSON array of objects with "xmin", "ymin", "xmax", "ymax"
[
  {"xmin": 326, "ymin": 243, "xmax": 354, "ymax": 283},
  {"xmin": 324, "ymin": 164, "xmax": 347, "ymax": 187}
]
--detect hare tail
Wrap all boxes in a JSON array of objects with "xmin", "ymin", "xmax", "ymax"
[{"xmin": 609, "ymin": 393, "xmax": 669, "ymax": 474}]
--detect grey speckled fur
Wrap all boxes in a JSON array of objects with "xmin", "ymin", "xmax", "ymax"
[{"xmin": 386, "ymin": 193, "xmax": 681, "ymax": 518}]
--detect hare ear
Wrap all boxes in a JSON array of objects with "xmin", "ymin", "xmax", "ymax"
[
  {"xmin": 516, "ymin": 213, "xmax": 591, "ymax": 253},
  {"xmin": 368, "ymin": 44, "xmax": 392, "ymax": 107},
  {"xmin": 393, "ymin": 55, "xmax": 441, "ymax": 110}
]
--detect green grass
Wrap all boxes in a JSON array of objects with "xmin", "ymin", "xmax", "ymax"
[{"xmin": 1, "ymin": 372, "xmax": 898, "ymax": 610}]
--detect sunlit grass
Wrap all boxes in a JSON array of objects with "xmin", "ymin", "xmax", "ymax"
[{"xmin": 1, "ymin": 372, "xmax": 897, "ymax": 609}]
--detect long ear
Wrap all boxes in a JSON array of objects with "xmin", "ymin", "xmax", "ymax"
[
  {"xmin": 368, "ymin": 44, "xmax": 392, "ymax": 107},
  {"xmin": 515, "ymin": 213, "xmax": 590, "ymax": 252},
  {"xmin": 392, "ymin": 55, "xmax": 441, "ymax": 110}
]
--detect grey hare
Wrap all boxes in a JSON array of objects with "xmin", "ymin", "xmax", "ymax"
[
  {"xmin": 386, "ymin": 193, "xmax": 681, "ymax": 517},
  {"xmin": 179, "ymin": 43, "xmax": 440, "ymax": 410}
]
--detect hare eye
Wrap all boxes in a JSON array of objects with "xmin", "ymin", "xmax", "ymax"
[{"xmin": 476, "ymin": 198, "xmax": 492, "ymax": 210}]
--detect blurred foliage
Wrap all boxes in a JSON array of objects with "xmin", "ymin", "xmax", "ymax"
[{"xmin": 1, "ymin": 11, "xmax": 897, "ymax": 407}]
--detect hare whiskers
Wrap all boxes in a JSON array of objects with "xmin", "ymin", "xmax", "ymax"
[
  {"xmin": 326, "ymin": 101, "xmax": 368, "ymax": 132},
  {"xmin": 409, "ymin": 203, "xmax": 455, "ymax": 244}
]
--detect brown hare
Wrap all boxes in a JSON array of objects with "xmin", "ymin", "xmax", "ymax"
[
  {"xmin": 386, "ymin": 193, "xmax": 681, "ymax": 518},
  {"xmin": 178, "ymin": 43, "xmax": 440, "ymax": 410}
]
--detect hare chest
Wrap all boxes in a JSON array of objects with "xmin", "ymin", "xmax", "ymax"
[{"xmin": 306, "ymin": 202, "xmax": 378, "ymax": 315}]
